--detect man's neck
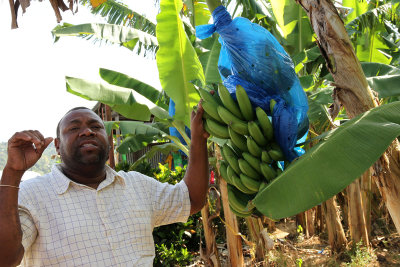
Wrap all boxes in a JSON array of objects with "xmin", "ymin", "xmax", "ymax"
[{"xmin": 60, "ymin": 164, "xmax": 107, "ymax": 189}]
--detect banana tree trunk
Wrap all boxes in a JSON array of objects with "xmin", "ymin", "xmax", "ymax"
[
  {"xmin": 321, "ymin": 197, "xmax": 347, "ymax": 252},
  {"xmin": 297, "ymin": 0, "xmax": 400, "ymax": 234},
  {"xmin": 246, "ymin": 217, "xmax": 266, "ymax": 263},
  {"xmin": 215, "ymin": 145, "xmax": 244, "ymax": 266},
  {"xmin": 201, "ymin": 201, "xmax": 220, "ymax": 266},
  {"xmin": 346, "ymin": 179, "xmax": 369, "ymax": 247}
]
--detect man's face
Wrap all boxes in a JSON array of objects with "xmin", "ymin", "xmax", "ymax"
[{"xmin": 55, "ymin": 109, "xmax": 110, "ymax": 168}]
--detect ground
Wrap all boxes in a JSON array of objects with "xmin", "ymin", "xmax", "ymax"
[{"xmin": 190, "ymin": 218, "xmax": 400, "ymax": 266}]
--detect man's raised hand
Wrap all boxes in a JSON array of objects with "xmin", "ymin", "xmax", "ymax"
[{"xmin": 5, "ymin": 130, "xmax": 53, "ymax": 173}]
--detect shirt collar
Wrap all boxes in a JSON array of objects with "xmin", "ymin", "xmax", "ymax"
[{"xmin": 50, "ymin": 164, "xmax": 126, "ymax": 195}]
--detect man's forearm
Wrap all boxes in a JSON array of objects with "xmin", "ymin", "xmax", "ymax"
[
  {"xmin": 0, "ymin": 167, "xmax": 25, "ymax": 266},
  {"xmin": 184, "ymin": 137, "xmax": 209, "ymax": 215}
]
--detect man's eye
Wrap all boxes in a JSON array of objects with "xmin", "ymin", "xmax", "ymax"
[
  {"xmin": 70, "ymin": 127, "xmax": 79, "ymax": 131},
  {"xmin": 92, "ymin": 126, "xmax": 101, "ymax": 129}
]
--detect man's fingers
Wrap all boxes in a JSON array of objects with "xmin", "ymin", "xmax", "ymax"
[{"xmin": 9, "ymin": 130, "xmax": 46, "ymax": 151}]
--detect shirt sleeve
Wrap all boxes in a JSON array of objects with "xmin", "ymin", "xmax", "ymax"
[
  {"xmin": 18, "ymin": 188, "xmax": 38, "ymax": 251},
  {"xmin": 151, "ymin": 179, "xmax": 191, "ymax": 227},
  {"xmin": 18, "ymin": 206, "xmax": 38, "ymax": 251}
]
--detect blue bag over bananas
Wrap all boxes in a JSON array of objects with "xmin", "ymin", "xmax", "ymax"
[{"xmin": 199, "ymin": 84, "xmax": 287, "ymax": 218}]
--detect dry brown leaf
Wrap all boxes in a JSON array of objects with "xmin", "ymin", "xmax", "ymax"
[{"xmin": 9, "ymin": 0, "xmax": 78, "ymax": 29}]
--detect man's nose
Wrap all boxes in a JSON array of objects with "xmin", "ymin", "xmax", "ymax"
[{"xmin": 80, "ymin": 127, "xmax": 96, "ymax": 136}]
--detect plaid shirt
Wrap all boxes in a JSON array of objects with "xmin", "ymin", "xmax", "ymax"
[{"xmin": 18, "ymin": 164, "xmax": 190, "ymax": 266}]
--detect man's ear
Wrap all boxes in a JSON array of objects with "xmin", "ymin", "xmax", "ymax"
[{"xmin": 54, "ymin": 138, "xmax": 60, "ymax": 155}]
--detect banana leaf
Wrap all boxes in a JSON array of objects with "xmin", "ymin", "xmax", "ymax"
[
  {"xmin": 342, "ymin": 0, "xmax": 368, "ymax": 23},
  {"xmin": 79, "ymin": 0, "xmax": 156, "ymax": 34},
  {"xmin": 52, "ymin": 23, "xmax": 158, "ymax": 51},
  {"xmin": 253, "ymin": 101, "xmax": 400, "ymax": 220},
  {"xmin": 99, "ymin": 68, "xmax": 166, "ymax": 108},
  {"xmin": 198, "ymin": 34, "xmax": 222, "ymax": 84},
  {"xmin": 66, "ymin": 76, "xmax": 171, "ymax": 121},
  {"xmin": 345, "ymin": 4, "xmax": 392, "ymax": 64},
  {"xmin": 156, "ymin": 0, "xmax": 205, "ymax": 127},
  {"xmin": 268, "ymin": 0, "xmax": 314, "ymax": 55},
  {"xmin": 361, "ymin": 62, "xmax": 400, "ymax": 98}
]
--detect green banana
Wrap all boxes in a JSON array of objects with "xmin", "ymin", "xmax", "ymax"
[
  {"xmin": 236, "ymin": 85, "xmax": 254, "ymax": 121},
  {"xmin": 227, "ymin": 185, "xmax": 249, "ymax": 211},
  {"xmin": 260, "ymin": 163, "xmax": 277, "ymax": 182},
  {"xmin": 229, "ymin": 204, "xmax": 252, "ymax": 218},
  {"xmin": 228, "ymin": 167, "xmax": 257, "ymax": 194},
  {"xmin": 255, "ymin": 107, "xmax": 273, "ymax": 141},
  {"xmin": 248, "ymin": 121, "xmax": 268, "ymax": 146},
  {"xmin": 212, "ymin": 90, "xmax": 223, "ymax": 105},
  {"xmin": 270, "ymin": 99, "xmax": 277, "ymax": 113},
  {"xmin": 261, "ymin": 150, "xmax": 272, "ymax": 164},
  {"xmin": 230, "ymin": 120, "xmax": 249, "ymax": 135},
  {"xmin": 227, "ymin": 184, "xmax": 255, "ymax": 211},
  {"xmin": 226, "ymin": 165, "xmax": 238, "ymax": 180},
  {"xmin": 202, "ymin": 111, "xmax": 213, "ymax": 120},
  {"xmin": 240, "ymin": 173, "xmax": 261, "ymax": 192},
  {"xmin": 222, "ymin": 145, "xmax": 241, "ymax": 175},
  {"xmin": 247, "ymin": 137, "xmax": 262, "ymax": 157},
  {"xmin": 217, "ymin": 105, "xmax": 246, "ymax": 126},
  {"xmin": 242, "ymin": 152, "xmax": 262, "ymax": 173},
  {"xmin": 202, "ymin": 101, "xmax": 224, "ymax": 123},
  {"xmin": 268, "ymin": 149, "xmax": 285, "ymax": 161},
  {"xmin": 199, "ymin": 88, "xmax": 219, "ymax": 106},
  {"xmin": 205, "ymin": 119, "xmax": 229, "ymax": 139},
  {"xmin": 219, "ymin": 161, "xmax": 232, "ymax": 184},
  {"xmin": 227, "ymin": 140, "xmax": 242, "ymax": 157},
  {"xmin": 238, "ymin": 159, "xmax": 260, "ymax": 180},
  {"xmin": 228, "ymin": 127, "xmax": 248, "ymax": 152},
  {"xmin": 218, "ymin": 84, "xmax": 244, "ymax": 119}
]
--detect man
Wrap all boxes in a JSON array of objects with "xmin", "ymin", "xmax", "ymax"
[{"xmin": 0, "ymin": 105, "xmax": 210, "ymax": 266}]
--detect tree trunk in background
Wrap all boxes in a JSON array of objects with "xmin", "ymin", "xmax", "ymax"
[
  {"xmin": 263, "ymin": 217, "xmax": 276, "ymax": 233},
  {"xmin": 322, "ymin": 197, "xmax": 347, "ymax": 252},
  {"xmin": 346, "ymin": 180, "xmax": 369, "ymax": 247},
  {"xmin": 298, "ymin": 0, "xmax": 400, "ymax": 234},
  {"xmin": 105, "ymin": 105, "xmax": 115, "ymax": 169},
  {"xmin": 306, "ymin": 209, "xmax": 315, "ymax": 237},
  {"xmin": 361, "ymin": 169, "xmax": 372, "ymax": 237},
  {"xmin": 201, "ymin": 202, "xmax": 220, "ymax": 266},
  {"xmin": 246, "ymin": 217, "xmax": 266, "ymax": 264},
  {"xmin": 215, "ymin": 145, "xmax": 244, "ymax": 266}
]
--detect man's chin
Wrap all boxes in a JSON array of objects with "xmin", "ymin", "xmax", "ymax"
[{"xmin": 77, "ymin": 153, "xmax": 108, "ymax": 166}]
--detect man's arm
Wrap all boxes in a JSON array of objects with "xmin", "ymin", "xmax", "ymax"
[
  {"xmin": 184, "ymin": 103, "xmax": 210, "ymax": 215},
  {"xmin": 0, "ymin": 131, "xmax": 52, "ymax": 266}
]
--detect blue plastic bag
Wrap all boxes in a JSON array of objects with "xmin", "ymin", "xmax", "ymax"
[
  {"xmin": 196, "ymin": 6, "xmax": 309, "ymax": 161},
  {"xmin": 168, "ymin": 99, "xmax": 191, "ymax": 146}
]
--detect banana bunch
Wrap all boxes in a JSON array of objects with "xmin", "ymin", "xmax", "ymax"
[{"xmin": 200, "ymin": 84, "xmax": 286, "ymax": 217}]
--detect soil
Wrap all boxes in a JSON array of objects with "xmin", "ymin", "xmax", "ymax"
[{"xmin": 190, "ymin": 218, "xmax": 400, "ymax": 266}]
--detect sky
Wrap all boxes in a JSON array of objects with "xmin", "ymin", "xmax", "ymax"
[{"xmin": 0, "ymin": 0, "xmax": 160, "ymax": 142}]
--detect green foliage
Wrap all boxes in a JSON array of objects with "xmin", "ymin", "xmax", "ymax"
[
  {"xmin": 345, "ymin": 241, "xmax": 375, "ymax": 266},
  {"xmin": 154, "ymin": 163, "xmax": 186, "ymax": 184},
  {"xmin": 154, "ymin": 243, "xmax": 193, "ymax": 266},
  {"xmin": 52, "ymin": 23, "xmax": 158, "ymax": 52},
  {"xmin": 156, "ymin": 0, "xmax": 204, "ymax": 127}
]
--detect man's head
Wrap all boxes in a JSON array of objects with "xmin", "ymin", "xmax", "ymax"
[{"xmin": 55, "ymin": 107, "xmax": 110, "ymax": 170}]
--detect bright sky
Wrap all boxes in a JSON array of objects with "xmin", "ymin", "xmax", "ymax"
[{"xmin": 0, "ymin": 0, "xmax": 160, "ymax": 142}]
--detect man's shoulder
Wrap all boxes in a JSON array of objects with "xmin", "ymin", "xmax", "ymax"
[
  {"xmin": 20, "ymin": 172, "xmax": 52, "ymax": 187},
  {"xmin": 116, "ymin": 170, "xmax": 153, "ymax": 181}
]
